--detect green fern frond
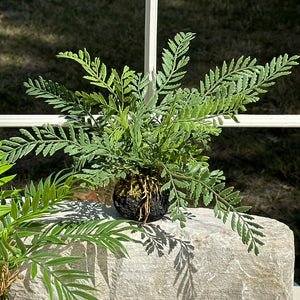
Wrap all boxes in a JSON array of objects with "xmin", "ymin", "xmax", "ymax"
[
  {"xmin": 24, "ymin": 77, "xmax": 88, "ymax": 120},
  {"xmin": 156, "ymin": 32, "xmax": 195, "ymax": 94},
  {"xmin": 199, "ymin": 54, "xmax": 299, "ymax": 105},
  {"xmin": 203, "ymin": 174, "xmax": 265, "ymax": 255},
  {"xmin": 57, "ymin": 48, "xmax": 116, "ymax": 93},
  {"xmin": 160, "ymin": 163, "xmax": 265, "ymax": 255},
  {"xmin": 1, "ymin": 124, "xmax": 98, "ymax": 164},
  {"xmin": 58, "ymin": 49, "xmax": 138, "ymax": 113},
  {"xmin": 130, "ymin": 73, "xmax": 150, "ymax": 101}
]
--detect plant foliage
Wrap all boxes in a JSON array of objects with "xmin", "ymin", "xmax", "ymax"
[
  {"xmin": 0, "ymin": 145, "xmax": 139, "ymax": 299},
  {"xmin": 1, "ymin": 32, "xmax": 299, "ymax": 255}
]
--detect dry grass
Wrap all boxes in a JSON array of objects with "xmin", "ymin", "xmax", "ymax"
[{"xmin": 0, "ymin": 264, "xmax": 20, "ymax": 298}]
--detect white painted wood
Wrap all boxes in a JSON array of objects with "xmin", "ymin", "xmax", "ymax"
[
  {"xmin": 144, "ymin": 0, "xmax": 158, "ymax": 102},
  {"xmin": 0, "ymin": 115, "xmax": 66, "ymax": 127},
  {"xmin": 0, "ymin": 115, "xmax": 299, "ymax": 128},
  {"xmin": 144, "ymin": 0, "xmax": 158, "ymax": 80},
  {"xmin": 214, "ymin": 114, "xmax": 300, "ymax": 128}
]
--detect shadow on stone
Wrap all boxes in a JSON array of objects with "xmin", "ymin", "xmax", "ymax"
[
  {"xmin": 43, "ymin": 200, "xmax": 123, "ymax": 223},
  {"xmin": 139, "ymin": 223, "xmax": 198, "ymax": 300}
]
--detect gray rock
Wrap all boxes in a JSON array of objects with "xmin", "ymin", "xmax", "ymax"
[{"xmin": 9, "ymin": 202, "xmax": 294, "ymax": 300}]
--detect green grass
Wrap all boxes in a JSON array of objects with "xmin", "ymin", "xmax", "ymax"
[{"xmin": 0, "ymin": 0, "xmax": 299, "ymax": 281}]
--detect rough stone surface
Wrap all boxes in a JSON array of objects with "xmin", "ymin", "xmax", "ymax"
[{"xmin": 9, "ymin": 202, "xmax": 294, "ymax": 300}]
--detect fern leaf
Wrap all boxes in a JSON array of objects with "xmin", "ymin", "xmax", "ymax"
[
  {"xmin": 198, "ymin": 54, "xmax": 298, "ymax": 109},
  {"xmin": 25, "ymin": 77, "xmax": 87, "ymax": 119},
  {"xmin": 157, "ymin": 32, "xmax": 195, "ymax": 94},
  {"xmin": 57, "ymin": 49, "xmax": 116, "ymax": 95}
]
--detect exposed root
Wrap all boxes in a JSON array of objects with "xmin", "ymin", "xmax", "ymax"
[
  {"xmin": 114, "ymin": 171, "xmax": 168, "ymax": 223},
  {"xmin": 135, "ymin": 174, "xmax": 161, "ymax": 224}
]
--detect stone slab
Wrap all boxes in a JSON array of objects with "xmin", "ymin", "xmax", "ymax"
[{"xmin": 9, "ymin": 202, "xmax": 294, "ymax": 300}]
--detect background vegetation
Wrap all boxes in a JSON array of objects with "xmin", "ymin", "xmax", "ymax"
[{"xmin": 0, "ymin": 0, "xmax": 299, "ymax": 281}]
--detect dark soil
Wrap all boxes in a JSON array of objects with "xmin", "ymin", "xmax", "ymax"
[{"xmin": 113, "ymin": 190, "xmax": 170, "ymax": 223}]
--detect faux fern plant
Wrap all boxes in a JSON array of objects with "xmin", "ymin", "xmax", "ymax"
[{"xmin": 1, "ymin": 32, "xmax": 299, "ymax": 255}]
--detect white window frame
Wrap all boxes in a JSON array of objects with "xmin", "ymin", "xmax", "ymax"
[{"xmin": 0, "ymin": 0, "xmax": 299, "ymax": 129}]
